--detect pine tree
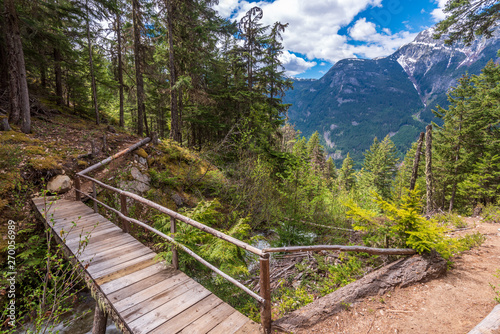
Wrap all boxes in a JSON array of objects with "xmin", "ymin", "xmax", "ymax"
[
  {"xmin": 362, "ymin": 135, "xmax": 398, "ymax": 198},
  {"xmin": 338, "ymin": 153, "xmax": 355, "ymax": 191}
]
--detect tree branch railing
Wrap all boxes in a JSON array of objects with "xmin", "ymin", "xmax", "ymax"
[{"xmin": 73, "ymin": 137, "xmax": 417, "ymax": 334}]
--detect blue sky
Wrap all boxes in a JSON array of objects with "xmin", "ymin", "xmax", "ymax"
[{"xmin": 213, "ymin": 0, "xmax": 448, "ymax": 78}]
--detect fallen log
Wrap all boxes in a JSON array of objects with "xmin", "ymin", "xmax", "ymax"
[
  {"xmin": 467, "ymin": 304, "xmax": 500, "ymax": 334},
  {"xmin": 272, "ymin": 250, "xmax": 447, "ymax": 333}
]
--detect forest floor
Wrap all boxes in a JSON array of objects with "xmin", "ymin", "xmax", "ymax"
[{"xmin": 299, "ymin": 217, "xmax": 500, "ymax": 334}]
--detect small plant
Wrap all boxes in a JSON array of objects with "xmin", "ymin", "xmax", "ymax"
[
  {"xmin": 490, "ymin": 270, "xmax": 500, "ymax": 304},
  {"xmin": 433, "ymin": 212, "xmax": 467, "ymax": 229},
  {"xmin": 273, "ymin": 282, "xmax": 314, "ymax": 317},
  {"xmin": 318, "ymin": 253, "xmax": 365, "ymax": 296},
  {"xmin": 483, "ymin": 204, "xmax": 500, "ymax": 223},
  {"xmin": 1, "ymin": 192, "xmax": 92, "ymax": 333}
]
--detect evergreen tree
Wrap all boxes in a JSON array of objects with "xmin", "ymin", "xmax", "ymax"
[
  {"xmin": 435, "ymin": 0, "xmax": 500, "ymax": 45},
  {"xmin": 362, "ymin": 136, "xmax": 398, "ymax": 199},
  {"xmin": 338, "ymin": 153, "xmax": 355, "ymax": 191}
]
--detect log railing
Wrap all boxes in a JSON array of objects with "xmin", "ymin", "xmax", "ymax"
[{"xmin": 74, "ymin": 138, "xmax": 416, "ymax": 334}]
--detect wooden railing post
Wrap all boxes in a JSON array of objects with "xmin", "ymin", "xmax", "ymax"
[
  {"xmin": 75, "ymin": 175, "xmax": 81, "ymax": 201},
  {"xmin": 120, "ymin": 193, "xmax": 130, "ymax": 233},
  {"xmin": 259, "ymin": 255, "xmax": 271, "ymax": 334},
  {"xmin": 92, "ymin": 182, "xmax": 98, "ymax": 213},
  {"xmin": 171, "ymin": 217, "xmax": 178, "ymax": 269}
]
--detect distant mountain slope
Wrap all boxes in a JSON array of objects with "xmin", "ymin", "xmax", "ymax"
[{"xmin": 284, "ymin": 28, "xmax": 500, "ymax": 164}]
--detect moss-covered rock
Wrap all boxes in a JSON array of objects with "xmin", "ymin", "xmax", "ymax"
[{"xmin": 134, "ymin": 148, "xmax": 148, "ymax": 159}]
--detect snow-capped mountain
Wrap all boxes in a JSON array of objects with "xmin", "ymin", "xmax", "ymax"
[{"xmin": 284, "ymin": 27, "xmax": 500, "ymax": 164}]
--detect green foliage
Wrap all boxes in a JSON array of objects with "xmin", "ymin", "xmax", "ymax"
[
  {"xmin": 434, "ymin": 0, "xmax": 500, "ymax": 45},
  {"xmin": 490, "ymin": 269, "xmax": 500, "ymax": 304},
  {"xmin": 347, "ymin": 187, "xmax": 456, "ymax": 258},
  {"xmin": 433, "ymin": 212, "xmax": 467, "ymax": 229},
  {"xmin": 273, "ymin": 283, "xmax": 314, "ymax": 317},
  {"xmin": 318, "ymin": 254, "xmax": 364, "ymax": 296},
  {"xmin": 360, "ymin": 136, "xmax": 399, "ymax": 199},
  {"xmin": 1, "ymin": 195, "xmax": 90, "ymax": 333},
  {"xmin": 483, "ymin": 204, "xmax": 500, "ymax": 223},
  {"xmin": 433, "ymin": 61, "xmax": 500, "ymax": 211},
  {"xmin": 338, "ymin": 153, "xmax": 356, "ymax": 191}
]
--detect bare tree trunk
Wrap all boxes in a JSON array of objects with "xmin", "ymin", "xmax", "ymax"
[
  {"xmin": 143, "ymin": 103, "xmax": 149, "ymax": 137},
  {"xmin": 86, "ymin": 0, "xmax": 100, "ymax": 125},
  {"xmin": 410, "ymin": 132, "xmax": 425, "ymax": 190},
  {"xmin": 449, "ymin": 117, "xmax": 463, "ymax": 212},
  {"xmin": 116, "ymin": 11, "xmax": 125, "ymax": 128},
  {"xmin": 132, "ymin": 0, "xmax": 144, "ymax": 136},
  {"xmin": 54, "ymin": 48, "xmax": 63, "ymax": 106},
  {"xmin": 5, "ymin": 0, "xmax": 30, "ymax": 133},
  {"xmin": 166, "ymin": 0, "xmax": 180, "ymax": 143},
  {"xmin": 425, "ymin": 125, "xmax": 434, "ymax": 214}
]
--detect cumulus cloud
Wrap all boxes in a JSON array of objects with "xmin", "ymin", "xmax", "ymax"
[
  {"xmin": 347, "ymin": 18, "xmax": 417, "ymax": 58},
  {"xmin": 213, "ymin": 0, "xmax": 384, "ymax": 63},
  {"xmin": 279, "ymin": 51, "xmax": 317, "ymax": 76},
  {"xmin": 212, "ymin": 0, "xmax": 420, "ymax": 75},
  {"xmin": 431, "ymin": 0, "xmax": 448, "ymax": 22}
]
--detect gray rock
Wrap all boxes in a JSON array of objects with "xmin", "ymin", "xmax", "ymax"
[
  {"xmin": 171, "ymin": 193, "xmax": 184, "ymax": 207},
  {"xmin": 119, "ymin": 180, "xmax": 150, "ymax": 194},
  {"xmin": 47, "ymin": 175, "xmax": 73, "ymax": 194},
  {"xmin": 130, "ymin": 167, "xmax": 150, "ymax": 183}
]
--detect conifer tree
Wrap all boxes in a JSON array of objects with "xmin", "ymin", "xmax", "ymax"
[
  {"xmin": 362, "ymin": 135, "xmax": 398, "ymax": 198},
  {"xmin": 338, "ymin": 153, "xmax": 355, "ymax": 191}
]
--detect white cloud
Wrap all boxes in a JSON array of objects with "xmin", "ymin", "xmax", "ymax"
[
  {"xmin": 213, "ymin": 0, "xmax": 384, "ymax": 63},
  {"xmin": 347, "ymin": 19, "xmax": 417, "ymax": 58},
  {"xmin": 279, "ymin": 51, "xmax": 317, "ymax": 76},
  {"xmin": 349, "ymin": 18, "xmax": 377, "ymax": 41},
  {"xmin": 212, "ymin": 0, "xmax": 419, "ymax": 75},
  {"xmin": 431, "ymin": 0, "xmax": 448, "ymax": 22},
  {"xmin": 214, "ymin": 0, "xmax": 242, "ymax": 18}
]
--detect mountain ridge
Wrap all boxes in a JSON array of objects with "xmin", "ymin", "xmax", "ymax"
[{"xmin": 284, "ymin": 27, "xmax": 500, "ymax": 165}]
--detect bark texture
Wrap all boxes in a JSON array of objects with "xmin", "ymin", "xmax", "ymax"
[
  {"xmin": 132, "ymin": 0, "xmax": 144, "ymax": 136},
  {"xmin": 167, "ymin": 0, "xmax": 181, "ymax": 143},
  {"xmin": 410, "ymin": 132, "xmax": 425, "ymax": 191},
  {"xmin": 425, "ymin": 124, "xmax": 434, "ymax": 214},
  {"xmin": 273, "ymin": 251, "xmax": 447, "ymax": 333},
  {"xmin": 116, "ymin": 11, "xmax": 124, "ymax": 128},
  {"xmin": 4, "ymin": 0, "xmax": 30, "ymax": 133},
  {"xmin": 86, "ymin": 0, "xmax": 100, "ymax": 125}
]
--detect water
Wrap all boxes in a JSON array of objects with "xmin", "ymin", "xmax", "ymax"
[{"xmin": 16, "ymin": 292, "xmax": 121, "ymax": 334}]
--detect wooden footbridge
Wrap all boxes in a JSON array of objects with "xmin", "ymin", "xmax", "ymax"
[{"xmin": 32, "ymin": 137, "xmax": 416, "ymax": 334}]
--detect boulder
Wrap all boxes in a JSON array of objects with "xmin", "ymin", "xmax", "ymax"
[
  {"xmin": 131, "ymin": 167, "xmax": 150, "ymax": 183},
  {"xmin": 47, "ymin": 175, "xmax": 73, "ymax": 194}
]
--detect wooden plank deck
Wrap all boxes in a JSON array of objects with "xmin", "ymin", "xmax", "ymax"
[{"xmin": 32, "ymin": 197, "xmax": 261, "ymax": 334}]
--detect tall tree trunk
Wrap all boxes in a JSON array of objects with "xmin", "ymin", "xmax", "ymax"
[
  {"xmin": 54, "ymin": 47, "xmax": 63, "ymax": 106},
  {"xmin": 425, "ymin": 125, "xmax": 434, "ymax": 214},
  {"xmin": 116, "ymin": 11, "xmax": 125, "ymax": 128},
  {"xmin": 448, "ymin": 116, "xmax": 463, "ymax": 212},
  {"xmin": 410, "ymin": 132, "xmax": 425, "ymax": 190},
  {"xmin": 166, "ymin": 0, "xmax": 180, "ymax": 143},
  {"xmin": 40, "ymin": 63, "xmax": 46, "ymax": 89},
  {"xmin": 132, "ymin": 0, "xmax": 144, "ymax": 136},
  {"xmin": 86, "ymin": 0, "xmax": 100, "ymax": 125},
  {"xmin": 5, "ymin": 0, "xmax": 30, "ymax": 133}
]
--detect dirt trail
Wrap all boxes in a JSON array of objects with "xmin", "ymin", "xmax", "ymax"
[{"xmin": 300, "ymin": 219, "xmax": 500, "ymax": 334}]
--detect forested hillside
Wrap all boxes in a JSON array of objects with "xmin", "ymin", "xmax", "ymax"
[
  {"xmin": 284, "ymin": 27, "xmax": 500, "ymax": 165},
  {"xmin": 1, "ymin": 0, "xmax": 500, "ymax": 332}
]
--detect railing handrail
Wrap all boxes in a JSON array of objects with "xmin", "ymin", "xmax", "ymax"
[
  {"xmin": 262, "ymin": 245, "xmax": 416, "ymax": 255},
  {"xmin": 76, "ymin": 138, "xmax": 264, "ymax": 257},
  {"xmin": 74, "ymin": 187, "xmax": 265, "ymax": 303},
  {"xmin": 73, "ymin": 137, "xmax": 416, "ymax": 334}
]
